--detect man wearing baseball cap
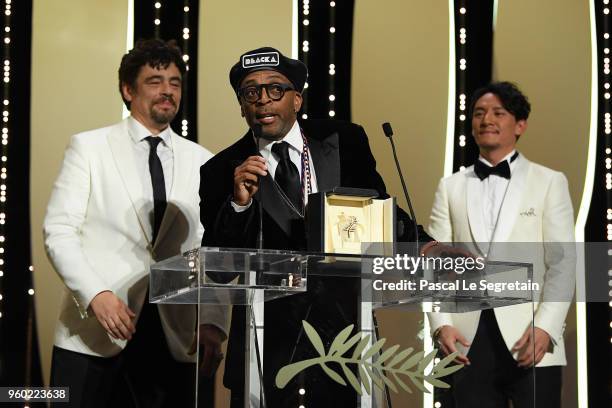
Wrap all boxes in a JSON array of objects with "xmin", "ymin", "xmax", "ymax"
[{"xmin": 200, "ymin": 46, "xmax": 432, "ymax": 406}]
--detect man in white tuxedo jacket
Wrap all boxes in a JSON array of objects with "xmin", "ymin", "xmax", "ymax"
[
  {"xmin": 427, "ymin": 82, "xmax": 575, "ymax": 408},
  {"xmin": 44, "ymin": 39, "xmax": 227, "ymax": 407}
]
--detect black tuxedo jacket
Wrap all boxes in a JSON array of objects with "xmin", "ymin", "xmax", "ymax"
[
  {"xmin": 201, "ymin": 119, "xmax": 429, "ymax": 249},
  {"xmin": 199, "ymin": 119, "xmax": 431, "ymax": 404}
]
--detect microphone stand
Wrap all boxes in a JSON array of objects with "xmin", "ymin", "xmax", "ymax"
[
  {"xmin": 382, "ymin": 122, "xmax": 420, "ymax": 257},
  {"xmin": 253, "ymin": 125, "xmax": 264, "ymax": 251},
  {"xmin": 251, "ymin": 124, "xmax": 268, "ymax": 408}
]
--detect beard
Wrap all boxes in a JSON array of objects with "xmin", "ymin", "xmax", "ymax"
[{"xmin": 150, "ymin": 97, "xmax": 178, "ymax": 125}]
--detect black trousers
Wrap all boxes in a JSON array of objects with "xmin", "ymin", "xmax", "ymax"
[
  {"xmin": 50, "ymin": 299, "xmax": 204, "ymax": 408},
  {"xmin": 447, "ymin": 309, "xmax": 562, "ymax": 408}
]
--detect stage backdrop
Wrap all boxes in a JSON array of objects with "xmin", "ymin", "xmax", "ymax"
[{"xmin": 197, "ymin": 1, "xmax": 293, "ymax": 154}]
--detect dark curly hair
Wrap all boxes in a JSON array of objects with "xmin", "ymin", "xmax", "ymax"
[
  {"xmin": 118, "ymin": 39, "xmax": 186, "ymax": 109},
  {"xmin": 469, "ymin": 81, "xmax": 531, "ymax": 121}
]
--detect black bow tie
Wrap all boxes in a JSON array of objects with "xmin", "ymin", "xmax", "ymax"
[{"xmin": 474, "ymin": 152, "xmax": 518, "ymax": 180}]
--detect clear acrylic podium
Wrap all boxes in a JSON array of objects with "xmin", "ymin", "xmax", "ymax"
[{"xmin": 150, "ymin": 247, "xmax": 535, "ymax": 408}]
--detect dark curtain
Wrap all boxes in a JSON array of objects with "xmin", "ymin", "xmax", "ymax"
[{"xmin": 0, "ymin": 0, "xmax": 45, "ymax": 403}]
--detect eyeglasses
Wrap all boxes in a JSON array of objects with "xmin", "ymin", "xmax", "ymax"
[{"xmin": 237, "ymin": 83, "xmax": 295, "ymax": 103}]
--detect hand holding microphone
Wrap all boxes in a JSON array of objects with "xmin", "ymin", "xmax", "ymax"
[{"xmin": 232, "ymin": 124, "xmax": 268, "ymax": 206}]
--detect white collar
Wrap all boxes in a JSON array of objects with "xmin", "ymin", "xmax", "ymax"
[
  {"xmin": 127, "ymin": 116, "xmax": 172, "ymax": 148},
  {"xmin": 257, "ymin": 120, "xmax": 303, "ymax": 154}
]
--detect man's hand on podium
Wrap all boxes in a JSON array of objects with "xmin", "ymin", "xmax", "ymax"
[
  {"xmin": 189, "ymin": 324, "xmax": 227, "ymax": 377},
  {"xmin": 90, "ymin": 290, "xmax": 136, "ymax": 341},
  {"xmin": 435, "ymin": 325, "xmax": 471, "ymax": 366}
]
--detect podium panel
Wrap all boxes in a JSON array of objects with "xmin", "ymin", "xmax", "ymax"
[{"xmin": 151, "ymin": 248, "xmax": 537, "ymax": 407}]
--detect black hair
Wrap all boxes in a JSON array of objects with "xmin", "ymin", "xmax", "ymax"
[
  {"xmin": 118, "ymin": 39, "xmax": 186, "ymax": 109},
  {"xmin": 469, "ymin": 81, "xmax": 531, "ymax": 121}
]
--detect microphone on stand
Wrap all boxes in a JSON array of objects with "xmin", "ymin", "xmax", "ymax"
[
  {"xmin": 381, "ymin": 122, "xmax": 419, "ymax": 256},
  {"xmin": 253, "ymin": 124, "xmax": 265, "ymax": 251},
  {"xmin": 252, "ymin": 124, "xmax": 269, "ymax": 281}
]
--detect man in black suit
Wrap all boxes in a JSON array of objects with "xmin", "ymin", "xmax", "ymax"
[{"xmin": 200, "ymin": 47, "xmax": 435, "ymax": 407}]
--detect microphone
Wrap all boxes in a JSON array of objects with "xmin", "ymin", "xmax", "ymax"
[
  {"xmin": 253, "ymin": 124, "xmax": 264, "ymax": 251},
  {"xmin": 381, "ymin": 122, "xmax": 419, "ymax": 256},
  {"xmin": 252, "ymin": 124, "xmax": 269, "ymax": 280}
]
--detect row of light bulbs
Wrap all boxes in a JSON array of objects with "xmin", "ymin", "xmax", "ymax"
[
  {"xmin": 0, "ymin": 0, "xmax": 10, "ymax": 322},
  {"xmin": 456, "ymin": 3, "xmax": 468, "ymax": 173},
  {"xmin": 602, "ymin": 0, "xmax": 612, "ymax": 347},
  {"xmin": 300, "ymin": 1, "xmax": 337, "ymax": 120},
  {"xmin": 152, "ymin": 1, "xmax": 191, "ymax": 138}
]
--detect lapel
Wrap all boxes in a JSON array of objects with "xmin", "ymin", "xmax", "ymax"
[
  {"xmin": 305, "ymin": 124, "xmax": 341, "ymax": 192},
  {"xmin": 259, "ymin": 173, "xmax": 302, "ymax": 237},
  {"xmin": 491, "ymin": 155, "xmax": 529, "ymax": 242},
  {"xmin": 465, "ymin": 167, "xmax": 488, "ymax": 251},
  {"xmin": 153, "ymin": 130, "xmax": 185, "ymax": 250},
  {"xmin": 107, "ymin": 119, "xmax": 153, "ymax": 247}
]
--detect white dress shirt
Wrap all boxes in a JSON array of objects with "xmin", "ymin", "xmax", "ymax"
[
  {"xmin": 127, "ymin": 116, "xmax": 174, "ymax": 202},
  {"xmin": 232, "ymin": 120, "xmax": 318, "ymax": 211},
  {"xmin": 477, "ymin": 150, "xmax": 518, "ymax": 242}
]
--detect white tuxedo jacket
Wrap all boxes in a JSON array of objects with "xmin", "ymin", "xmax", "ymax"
[
  {"xmin": 44, "ymin": 118, "xmax": 227, "ymax": 362},
  {"xmin": 427, "ymin": 155, "xmax": 576, "ymax": 367}
]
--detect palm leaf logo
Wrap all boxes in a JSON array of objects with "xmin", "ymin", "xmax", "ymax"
[{"xmin": 275, "ymin": 321, "xmax": 463, "ymax": 395}]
